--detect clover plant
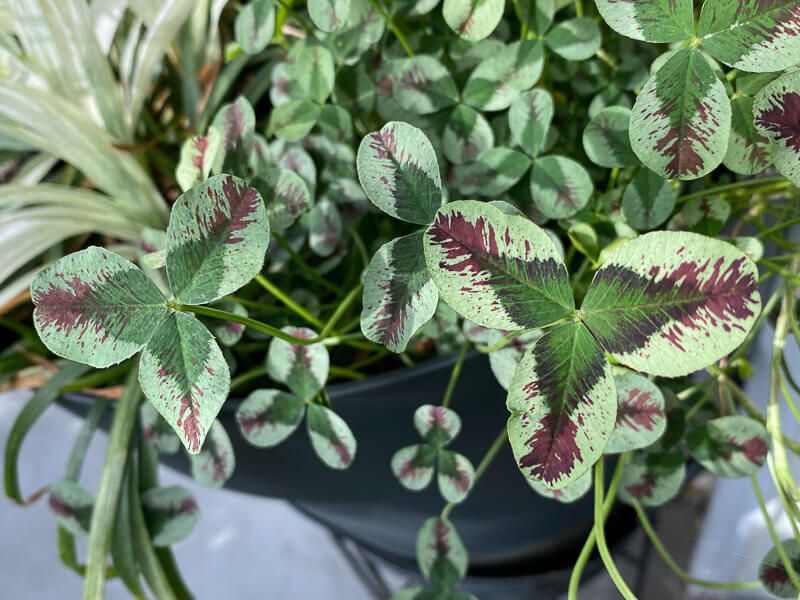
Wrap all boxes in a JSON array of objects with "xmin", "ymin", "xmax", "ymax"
[{"xmin": 5, "ymin": 1, "xmax": 800, "ymax": 599}]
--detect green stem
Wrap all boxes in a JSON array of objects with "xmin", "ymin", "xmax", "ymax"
[
  {"xmin": 676, "ymin": 176, "xmax": 789, "ymax": 204},
  {"xmin": 574, "ymin": 0, "xmax": 584, "ymax": 17},
  {"xmin": 230, "ymin": 365, "xmax": 268, "ymax": 391},
  {"xmin": 271, "ymin": 233, "xmax": 341, "ymax": 294},
  {"xmin": 329, "ymin": 365, "xmax": 366, "ymax": 380},
  {"xmin": 318, "ymin": 284, "xmax": 363, "ymax": 339},
  {"xmin": 476, "ymin": 316, "xmax": 572, "ymax": 353},
  {"xmin": 594, "ymin": 458, "xmax": 637, "ymax": 600},
  {"xmin": 441, "ymin": 427, "xmax": 507, "ymax": 519},
  {"xmin": 366, "ymin": 0, "xmax": 414, "ymax": 56},
  {"xmin": 442, "ymin": 341, "xmax": 470, "ymax": 408},
  {"xmin": 751, "ymin": 474, "xmax": 800, "ymax": 591},
  {"xmin": 568, "ymin": 454, "xmax": 630, "ymax": 600},
  {"xmin": 254, "ymin": 274, "xmax": 324, "ymax": 328},
  {"xmin": 58, "ymin": 362, "xmax": 133, "ymax": 395},
  {"xmin": 757, "ymin": 216, "xmax": 800, "ymax": 240},
  {"xmin": 83, "ymin": 368, "xmax": 141, "ymax": 600},
  {"xmin": 64, "ymin": 399, "xmax": 107, "ymax": 482},
  {"xmin": 631, "ymin": 500, "xmax": 761, "ymax": 589}
]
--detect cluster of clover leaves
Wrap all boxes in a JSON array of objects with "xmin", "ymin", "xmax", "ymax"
[{"xmin": 13, "ymin": 0, "xmax": 800, "ymax": 598}]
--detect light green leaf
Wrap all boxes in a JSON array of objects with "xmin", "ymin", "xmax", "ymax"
[
  {"xmin": 530, "ymin": 155, "xmax": 594, "ymax": 219},
  {"xmin": 416, "ymin": 517, "xmax": 468, "ymax": 587},
  {"xmin": 236, "ymin": 389, "xmax": 306, "ymax": 447},
  {"xmin": 308, "ymin": 0, "xmax": 351, "ymax": 32},
  {"xmin": 306, "ymin": 404, "xmax": 356, "ymax": 469},
  {"xmin": 211, "ymin": 97, "xmax": 256, "ymax": 178},
  {"xmin": 527, "ymin": 468, "xmax": 592, "ymax": 503},
  {"xmin": 189, "ymin": 420, "xmax": 235, "ymax": 487},
  {"xmin": 251, "ymin": 168, "xmax": 312, "ymax": 233},
  {"xmin": 545, "ymin": 17, "xmax": 602, "ymax": 61},
  {"xmin": 176, "ymin": 128, "xmax": 222, "ymax": 192},
  {"xmin": 582, "ymin": 106, "xmax": 639, "ymax": 168},
  {"xmin": 687, "ymin": 415, "xmax": 768, "ymax": 478},
  {"xmin": 49, "ymin": 479, "xmax": 94, "ymax": 537},
  {"xmin": 141, "ymin": 485, "xmax": 200, "ymax": 545},
  {"xmin": 509, "ymin": 89, "xmax": 553, "ymax": 158},
  {"xmin": 391, "ymin": 444, "xmax": 437, "ymax": 490},
  {"xmin": 414, "ymin": 404, "xmax": 461, "ymax": 447},
  {"xmin": 605, "ymin": 372, "xmax": 666, "ymax": 454},
  {"xmin": 387, "ymin": 56, "xmax": 459, "ymax": 115},
  {"xmin": 266, "ymin": 326, "xmax": 329, "ymax": 400},
  {"xmin": 753, "ymin": 70, "xmax": 800, "ymax": 186},
  {"xmin": 450, "ymin": 148, "xmax": 531, "ymax": 197},
  {"xmin": 443, "ymin": 104, "xmax": 494, "ymax": 164},
  {"xmin": 724, "ymin": 96, "xmax": 772, "ymax": 175},
  {"xmin": 296, "ymin": 45, "xmax": 336, "ymax": 103},
  {"xmin": 622, "ymin": 168, "xmax": 675, "ymax": 231},
  {"xmin": 234, "ymin": 0, "xmax": 275, "ymax": 54},
  {"xmin": 617, "ymin": 448, "xmax": 685, "ymax": 507},
  {"xmin": 267, "ymin": 100, "xmax": 321, "ymax": 142},
  {"xmin": 443, "ymin": 0, "xmax": 504, "ymax": 41},
  {"xmin": 595, "ymin": 0, "xmax": 694, "ymax": 43},
  {"xmin": 437, "ymin": 450, "xmax": 475, "ymax": 503}
]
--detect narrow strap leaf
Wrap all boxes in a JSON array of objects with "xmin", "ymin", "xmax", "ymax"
[
  {"xmin": 64, "ymin": 398, "xmax": 108, "ymax": 481},
  {"xmin": 110, "ymin": 461, "xmax": 146, "ymax": 598}
]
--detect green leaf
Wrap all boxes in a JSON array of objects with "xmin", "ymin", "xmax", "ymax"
[
  {"xmin": 49, "ymin": 479, "xmax": 94, "ymax": 537},
  {"xmin": 622, "ymin": 168, "xmax": 675, "ymax": 231},
  {"xmin": 326, "ymin": 0, "xmax": 385, "ymax": 64},
  {"xmin": 443, "ymin": 104, "xmax": 494, "ymax": 164},
  {"xmin": 629, "ymin": 47, "xmax": 731, "ymax": 180},
  {"xmin": 361, "ymin": 231, "xmax": 439, "ymax": 353},
  {"xmin": 507, "ymin": 322, "xmax": 617, "ymax": 489},
  {"xmin": 391, "ymin": 444, "xmax": 437, "ymax": 490},
  {"xmin": 306, "ymin": 403, "xmax": 357, "ymax": 469},
  {"xmin": 530, "ymin": 155, "xmax": 594, "ymax": 219},
  {"xmin": 759, "ymin": 539, "xmax": 800, "ymax": 598},
  {"xmin": 308, "ymin": 0, "xmax": 351, "ymax": 32},
  {"xmin": 754, "ymin": 70, "xmax": 800, "ymax": 186},
  {"xmin": 617, "ymin": 448, "xmax": 685, "ymax": 507},
  {"xmin": 266, "ymin": 326, "xmax": 329, "ymax": 400},
  {"xmin": 234, "ymin": 0, "xmax": 275, "ymax": 54},
  {"xmin": 723, "ymin": 96, "xmax": 772, "ymax": 175},
  {"xmin": 527, "ymin": 468, "xmax": 592, "ymax": 503},
  {"xmin": 509, "ymin": 89, "xmax": 553, "ymax": 158},
  {"xmin": 296, "ymin": 45, "xmax": 336, "ymax": 103},
  {"xmin": 140, "ymin": 402, "xmax": 180, "ymax": 455},
  {"xmin": 461, "ymin": 40, "xmax": 545, "ymax": 111},
  {"xmin": 450, "ymin": 148, "xmax": 531, "ymax": 197},
  {"xmin": 267, "ymin": 99, "xmax": 321, "ymax": 142},
  {"xmin": 581, "ymin": 231, "xmax": 761, "ymax": 377},
  {"xmin": 415, "ymin": 404, "xmax": 462, "ymax": 447},
  {"xmin": 416, "ymin": 517, "xmax": 468, "ymax": 587},
  {"xmin": 141, "ymin": 486, "xmax": 200, "ymax": 546},
  {"xmin": 317, "ymin": 104, "xmax": 354, "ymax": 142},
  {"xmin": 252, "ymin": 169, "xmax": 311, "ymax": 233},
  {"xmin": 176, "ymin": 128, "xmax": 222, "ymax": 192},
  {"xmin": 211, "ymin": 97, "xmax": 256, "ymax": 177},
  {"xmin": 582, "ymin": 106, "xmax": 639, "ymax": 168},
  {"xmin": 437, "ymin": 450, "xmax": 475, "ymax": 503},
  {"xmin": 387, "ymin": 56, "xmax": 459, "ymax": 115},
  {"xmin": 687, "ymin": 415, "xmax": 768, "ymax": 478},
  {"xmin": 545, "ymin": 17, "xmax": 602, "ymax": 61},
  {"xmin": 189, "ymin": 420, "xmax": 235, "ymax": 487},
  {"xmin": 443, "ymin": 0, "xmax": 504, "ymax": 41},
  {"xmin": 698, "ymin": 0, "xmax": 800, "ymax": 73},
  {"xmin": 139, "ymin": 312, "xmax": 230, "ymax": 454},
  {"xmin": 676, "ymin": 196, "xmax": 730, "ymax": 236},
  {"xmin": 605, "ymin": 372, "xmax": 666, "ymax": 454},
  {"xmin": 236, "ymin": 389, "xmax": 306, "ymax": 447},
  {"xmin": 166, "ymin": 174, "xmax": 269, "ymax": 305},
  {"xmin": 357, "ymin": 121, "xmax": 443, "ymax": 224},
  {"xmin": 424, "ymin": 201, "xmax": 574, "ymax": 331},
  {"xmin": 32, "ymin": 247, "xmax": 167, "ymax": 369},
  {"xmin": 514, "ymin": 0, "xmax": 555, "ymax": 35},
  {"xmin": 595, "ymin": 0, "xmax": 694, "ymax": 43}
]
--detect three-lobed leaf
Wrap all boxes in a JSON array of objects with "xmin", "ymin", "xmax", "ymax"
[{"xmin": 266, "ymin": 326, "xmax": 329, "ymax": 400}]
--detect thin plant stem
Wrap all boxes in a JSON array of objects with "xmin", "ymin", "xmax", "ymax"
[
  {"xmin": 575, "ymin": 0, "xmax": 584, "ymax": 17},
  {"xmin": 318, "ymin": 284, "xmax": 363, "ymax": 339},
  {"xmin": 594, "ymin": 458, "xmax": 636, "ymax": 600},
  {"xmin": 631, "ymin": 500, "xmax": 761, "ymax": 589},
  {"xmin": 366, "ymin": 0, "xmax": 414, "ymax": 56},
  {"xmin": 272, "ymin": 233, "xmax": 341, "ymax": 294},
  {"xmin": 442, "ymin": 341, "xmax": 470, "ymax": 408},
  {"xmin": 751, "ymin": 474, "xmax": 800, "ymax": 591},
  {"xmin": 329, "ymin": 365, "xmax": 366, "ymax": 380},
  {"xmin": 254, "ymin": 274, "xmax": 324, "ymax": 328},
  {"xmin": 676, "ymin": 177, "xmax": 789, "ymax": 204},
  {"xmin": 230, "ymin": 365, "xmax": 268, "ymax": 391},
  {"xmin": 476, "ymin": 316, "xmax": 571, "ymax": 353}
]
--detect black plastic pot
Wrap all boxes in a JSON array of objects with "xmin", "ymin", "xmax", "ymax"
[{"xmin": 60, "ymin": 351, "xmax": 637, "ymax": 593}]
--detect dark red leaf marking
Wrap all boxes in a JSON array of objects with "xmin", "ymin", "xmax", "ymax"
[
  {"xmin": 191, "ymin": 136, "xmax": 210, "ymax": 170},
  {"xmin": 431, "ymin": 518, "xmax": 451, "ymax": 555},
  {"xmin": 617, "ymin": 389, "xmax": 664, "ymax": 432},
  {"xmin": 755, "ymin": 91, "xmax": 800, "ymax": 153},
  {"xmin": 177, "ymin": 393, "xmax": 202, "ymax": 453},
  {"xmin": 762, "ymin": 563, "xmax": 791, "ymax": 589},
  {"xmin": 626, "ymin": 472, "xmax": 659, "ymax": 499},
  {"xmin": 49, "ymin": 494, "xmax": 92, "ymax": 526}
]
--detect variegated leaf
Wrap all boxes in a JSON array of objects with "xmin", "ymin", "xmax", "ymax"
[
  {"xmin": 443, "ymin": 104, "xmax": 494, "ymax": 164},
  {"xmin": 687, "ymin": 415, "xmax": 768, "ymax": 478},
  {"xmin": 391, "ymin": 444, "xmax": 437, "ymax": 491},
  {"xmin": 416, "ymin": 517, "xmax": 468, "ymax": 588},
  {"xmin": 545, "ymin": 17, "xmax": 602, "ymax": 61},
  {"xmin": 414, "ymin": 404, "xmax": 461, "ymax": 447},
  {"xmin": 581, "ymin": 231, "xmax": 761, "ymax": 377},
  {"xmin": 507, "ymin": 322, "xmax": 617, "ymax": 489},
  {"xmin": 251, "ymin": 168, "xmax": 312, "ymax": 233},
  {"xmin": 236, "ymin": 389, "xmax": 306, "ymax": 447},
  {"xmin": 437, "ymin": 450, "xmax": 475, "ymax": 503},
  {"xmin": 32, "ymin": 247, "xmax": 167, "ymax": 369},
  {"xmin": 443, "ymin": 0, "xmax": 504, "ymax": 41},
  {"xmin": 361, "ymin": 232, "xmax": 439, "ymax": 353},
  {"xmin": 527, "ymin": 468, "xmax": 592, "ymax": 503},
  {"xmin": 189, "ymin": 420, "xmax": 235, "ymax": 487},
  {"xmin": 487, "ymin": 329, "xmax": 541, "ymax": 390},
  {"xmin": 308, "ymin": 0, "xmax": 351, "ymax": 32},
  {"xmin": 759, "ymin": 540, "xmax": 800, "ymax": 598},
  {"xmin": 266, "ymin": 327, "xmax": 329, "ymax": 400},
  {"xmin": 141, "ymin": 485, "xmax": 200, "ymax": 546},
  {"xmin": 605, "ymin": 373, "xmax": 666, "ymax": 454},
  {"xmin": 176, "ymin": 128, "xmax": 222, "ymax": 192},
  {"xmin": 267, "ymin": 100, "xmax": 321, "ymax": 142},
  {"xmin": 211, "ymin": 97, "xmax": 256, "ymax": 177},
  {"xmin": 617, "ymin": 448, "xmax": 685, "ymax": 507},
  {"xmin": 450, "ymin": 148, "xmax": 531, "ymax": 197},
  {"xmin": 140, "ymin": 401, "xmax": 180, "ymax": 454},
  {"xmin": 629, "ymin": 47, "xmax": 731, "ymax": 180},
  {"xmin": 461, "ymin": 40, "xmax": 545, "ymax": 111},
  {"xmin": 724, "ymin": 96, "xmax": 772, "ymax": 175},
  {"xmin": 509, "ymin": 89, "xmax": 553, "ymax": 158},
  {"xmin": 296, "ymin": 45, "xmax": 336, "ymax": 103},
  {"xmin": 234, "ymin": 0, "xmax": 275, "ymax": 54},
  {"xmin": 594, "ymin": 0, "xmax": 694, "ymax": 43},
  {"xmin": 530, "ymin": 156, "xmax": 594, "ymax": 219},
  {"xmin": 699, "ymin": 0, "xmax": 800, "ymax": 73},
  {"xmin": 622, "ymin": 168, "xmax": 675, "ymax": 231},
  {"xmin": 514, "ymin": 0, "xmax": 555, "ymax": 35},
  {"xmin": 306, "ymin": 199, "xmax": 343, "ymax": 258},
  {"xmin": 582, "ymin": 106, "xmax": 639, "ymax": 168},
  {"xmin": 357, "ymin": 122, "xmax": 443, "ymax": 224},
  {"xmin": 326, "ymin": 0, "xmax": 385, "ymax": 64},
  {"xmin": 754, "ymin": 71, "xmax": 800, "ymax": 186},
  {"xmin": 49, "ymin": 479, "xmax": 93, "ymax": 537},
  {"xmin": 306, "ymin": 404, "xmax": 356, "ymax": 469},
  {"xmin": 166, "ymin": 174, "xmax": 269, "ymax": 305},
  {"xmin": 675, "ymin": 196, "xmax": 731, "ymax": 236},
  {"xmin": 387, "ymin": 56, "xmax": 459, "ymax": 115},
  {"xmin": 139, "ymin": 312, "xmax": 230, "ymax": 454},
  {"xmin": 423, "ymin": 201, "xmax": 574, "ymax": 331}
]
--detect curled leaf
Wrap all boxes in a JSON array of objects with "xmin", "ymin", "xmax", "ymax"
[{"xmin": 176, "ymin": 128, "xmax": 222, "ymax": 192}]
